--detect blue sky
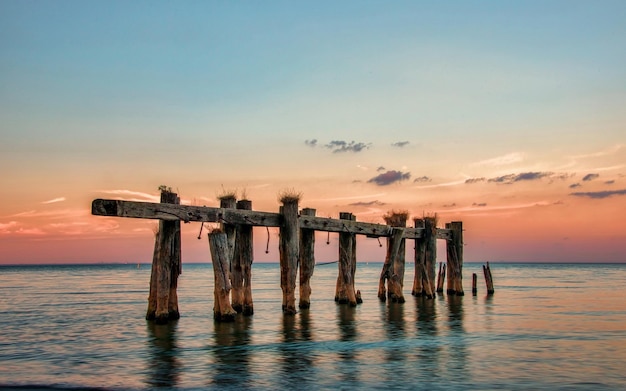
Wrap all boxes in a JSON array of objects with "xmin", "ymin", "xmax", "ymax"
[{"xmin": 1, "ymin": 1, "xmax": 625, "ymax": 263}]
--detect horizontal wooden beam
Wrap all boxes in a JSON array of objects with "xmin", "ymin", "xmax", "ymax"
[
  {"xmin": 91, "ymin": 199, "xmax": 282, "ymax": 226},
  {"xmin": 91, "ymin": 199, "xmax": 452, "ymax": 240}
]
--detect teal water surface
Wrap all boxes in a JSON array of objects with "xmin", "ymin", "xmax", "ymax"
[{"xmin": 1, "ymin": 262, "xmax": 625, "ymax": 390}]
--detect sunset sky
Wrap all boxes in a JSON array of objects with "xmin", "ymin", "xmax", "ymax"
[{"xmin": 1, "ymin": 1, "xmax": 625, "ymax": 264}]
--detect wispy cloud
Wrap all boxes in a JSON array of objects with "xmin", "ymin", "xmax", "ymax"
[
  {"xmin": 471, "ymin": 152, "xmax": 524, "ymax": 167},
  {"xmin": 310, "ymin": 193, "xmax": 387, "ymax": 202},
  {"xmin": 487, "ymin": 171, "xmax": 568, "ymax": 184},
  {"xmin": 570, "ymin": 144, "xmax": 623, "ymax": 159},
  {"xmin": 0, "ymin": 221, "xmax": 46, "ymax": 236},
  {"xmin": 465, "ymin": 177, "xmax": 486, "ymax": 184},
  {"xmin": 440, "ymin": 201, "xmax": 550, "ymax": 213},
  {"xmin": 391, "ymin": 141, "xmax": 410, "ymax": 148},
  {"xmin": 305, "ymin": 139, "xmax": 318, "ymax": 147},
  {"xmin": 570, "ymin": 189, "xmax": 626, "ymax": 199},
  {"xmin": 413, "ymin": 176, "xmax": 431, "ymax": 183},
  {"xmin": 414, "ymin": 179, "xmax": 467, "ymax": 189},
  {"xmin": 349, "ymin": 200, "xmax": 387, "ymax": 207},
  {"xmin": 5, "ymin": 209, "xmax": 88, "ymax": 219},
  {"xmin": 558, "ymin": 145, "xmax": 625, "ymax": 170},
  {"xmin": 368, "ymin": 170, "xmax": 411, "ymax": 186},
  {"xmin": 42, "ymin": 197, "xmax": 66, "ymax": 204},
  {"xmin": 582, "ymin": 173, "xmax": 599, "ymax": 181},
  {"xmin": 0, "ymin": 221, "xmax": 18, "ymax": 234},
  {"xmin": 325, "ymin": 140, "xmax": 371, "ymax": 153},
  {"xmin": 100, "ymin": 189, "xmax": 159, "ymax": 202}
]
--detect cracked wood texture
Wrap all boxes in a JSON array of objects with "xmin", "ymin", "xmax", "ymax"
[{"xmin": 92, "ymin": 199, "xmax": 452, "ymax": 240}]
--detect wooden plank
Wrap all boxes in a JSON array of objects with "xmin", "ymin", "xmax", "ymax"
[
  {"xmin": 92, "ymin": 198, "xmax": 453, "ymax": 239},
  {"xmin": 92, "ymin": 199, "xmax": 282, "ymax": 226}
]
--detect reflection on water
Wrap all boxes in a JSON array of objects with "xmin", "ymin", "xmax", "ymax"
[
  {"xmin": 2, "ymin": 263, "xmax": 626, "ymax": 390},
  {"xmin": 415, "ymin": 296, "xmax": 440, "ymax": 376},
  {"xmin": 210, "ymin": 316, "xmax": 252, "ymax": 388},
  {"xmin": 279, "ymin": 313, "xmax": 315, "ymax": 388},
  {"xmin": 337, "ymin": 305, "xmax": 359, "ymax": 385},
  {"xmin": 445, "ymin": 295, "xmax": 467, "ymax": 380},
  {"xmin": 146, "ymin": 320, "xmax": 180, "ymax": 389}
]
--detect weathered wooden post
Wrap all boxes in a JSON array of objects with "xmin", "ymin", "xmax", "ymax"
[
  {"xmin": 379, "ymin": 212, "xmax": 407, "ymax": 303},
  {"xmin": 412, "ymin": 218, "xmax": 435, "ymax": 298},
  {"xmin": 279, "ymin": 193, "xmax": 300, "ymax": 315},
  {"xmin": 472, "ymin": 273, "xmax": 477, "ymax": 295},
  {"xmin": 446, "ymin": 221, "xmax": 464, "ymax": 296},
  {"xmin": 233, "ymin": 199, "xmax": 254, "ymax": 315},
  {"xmin": 209, "ymin": 229, "xmax": 237, "ymax": 322},
  {"xmin": 483, "ymin": 262, "xmax": 495, "ymax": 295},
  {"xmin": 352, "ymin": 224, "xmax": 362, "ymax": 304},
  {"xmin": 436, "ymin": 262, "xmax": 446, "ymax": 294},
  {"xmin": 146, "ymin": 188, "xmax": 181, "ymax": 324},
  {"xmin": 299, "ymin": 208, "xmax": 316, "ymax": 309},
  {"xmin": 336, "ymin": 212, "xmax": 358, "ymax": 306},
  {"xmin": 168, "ymin": 195, "xmax": 182, "ymax": 320},
  {"xmin": 218, "ymin": 194, "xmax": 237, "ymax": 263},
  {"xmin": 412, "ymin": 218, "xmax": 424, "ymax": 297},
  {"xmin": 424, "ymin": 216, "xmax": 437, "ymax": 295}
]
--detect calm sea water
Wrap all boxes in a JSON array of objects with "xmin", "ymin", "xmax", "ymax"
[{"xmin": 1, "ymin": 262, "xmax": 625, "ymax": 390}]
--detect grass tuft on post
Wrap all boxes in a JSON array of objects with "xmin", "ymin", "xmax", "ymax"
[
  {"xmin": 278, "ymin": 189, "xmax": 302, "ymax": 204},
  {"xmin": 217, "ymin": 188, "xmax": 237, "ymax": 203},
  {"xmin": 383, "ymin": 210, "xmax": 409, "ymax": 224}
]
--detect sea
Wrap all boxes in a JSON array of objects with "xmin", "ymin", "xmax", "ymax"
[{"xmin": 1, "ymin": 262, "xmax": 625, "ymax": 391}]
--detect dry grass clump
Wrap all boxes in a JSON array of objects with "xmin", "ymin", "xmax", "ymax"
[
  {"xmin": 412, "ymin": 213, "xmax": 438, "ymax": 227},
  {"xmin": 383, "ymin": 209, "xmax": 410, "ymax": 226},
  {"xmin": 217, "ymin": 186, "xmax": 237, "ymax": 202},
  {"xmin": 278, "ymin": 188, "xmax": 302, "ymax": 204},
  {"xmin": 240, "ymin": 187, "xmax": 249, "ymax": 201},
  {"xmin": 158, "ymin": 185, "xmax": 173, "ymax": 193}
]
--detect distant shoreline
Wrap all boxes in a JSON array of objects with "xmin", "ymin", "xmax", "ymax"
[{"xmin": 2, "ymin": 261, "xmax": 625, "ymax": 267}]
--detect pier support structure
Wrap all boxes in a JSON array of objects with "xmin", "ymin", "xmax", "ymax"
[
  {"xmin": 299, "ymin": 208, "xmax": 316, "ymax": 309},
  {"xmin": 279, "ymin": 195, "xmax": 300, "ymax": 315},
  {"xmin": 146, "ymin": 189, "xmax": 181, "ymax": 324}
]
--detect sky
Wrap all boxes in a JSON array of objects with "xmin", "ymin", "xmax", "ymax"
[{"xmin": 1, "ymin": 0, "xmax": 625, "ymax": 264}]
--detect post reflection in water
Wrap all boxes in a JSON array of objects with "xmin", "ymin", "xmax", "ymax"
[
  {"xmin": 381, "ymin": 301, "xmax": 407, "ymax": 383},
  {"xmin": 146, "ymin": 320, "xmax": 180, "ymax": 389},
  {"xmin": 279, "ymin": 312, "xmax": 315, "ymax": 388},
  {"xmin": 337, "ymin": 305, "xmax": 359, "ymax": 386},
  {"xmin": 415, "ymin": 295, "xmax": 440, "ymax": 376},
  {"xmin": 210, "ymin": 316, "xmax": 252, "ymax": 388},
  {"xmin": 445, "ymin": 294, "xmax": 468, "ymax": 379}
]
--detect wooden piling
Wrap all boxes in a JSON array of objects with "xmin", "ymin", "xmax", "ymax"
[
  {"xmin": 379, "ymin": 212, "xmax": 407, "ymax": 303},
  {"xmin": 168, "ymin": 195, "xmax": 181, "ymax": 320},
  {"xmin": 413, "ymin": 218, "xmax": 435, "ymax": 299},
  {"xmin": 446, "ymin": 221, "xmax": 464, "ymax": 296},
  {"xmin": 146, "ymin": 189, "xmax": 181, "ymax": 324},
  {"xmin": 218, "ymin": 195, "xmax": 237, "ymax": 263},
  {"xmin": 208, "ymin": 230, "xmax": 237, "ymax": 322},
  {"xmin": 412, "ymin": 219, "xmax": 424, "ymax": 297},
  {"xmin": 233, "ymin": 200, "xmax": 254, "ymax": 315},
  {"xmin": 424, "ymin": 216, "xmax": 437, "ymax": 296},
  {"xmin": 352, "ymin": 223, "xmax": 361, "ymax": 304},
  {"xmin": 472, "ymin": 273, "xmax": 477, "ymax": 295},
  {"xmin": 299, "ymin": 208, "xmax": 316, "ymax": 309},
  {"xmin": 483, "ymin": 262, "xmax": 495, "ymax": 294},
  {"xmin": 279, "ymin": 194, "xmax": 300, "ymax": 315},
  {"xmin": 336, "ymin": 212, "xmax": 358, "ymax": 306},
  {"xmin": 436, "ymin": 262, "xmax": 446, "ymax": 294}
]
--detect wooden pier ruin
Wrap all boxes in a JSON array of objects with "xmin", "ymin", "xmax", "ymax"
[{"xmin": 92, "ymin": 188, "xmax": 471, "ymax": 324}]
